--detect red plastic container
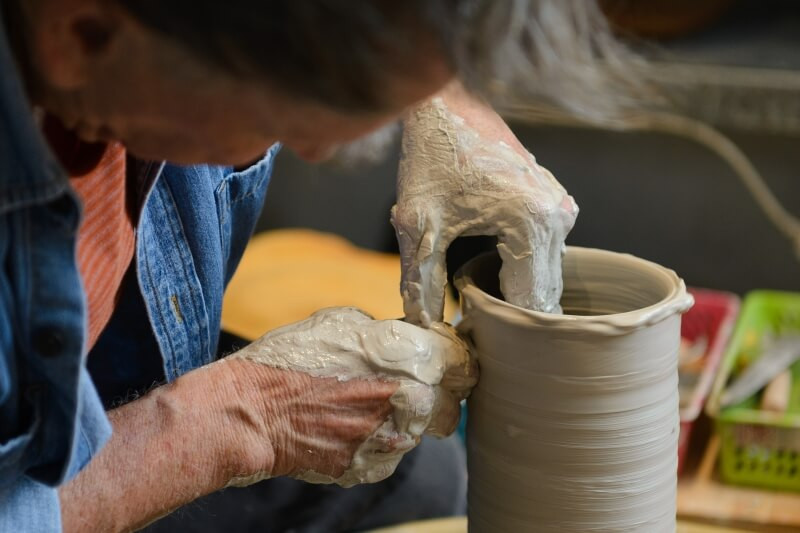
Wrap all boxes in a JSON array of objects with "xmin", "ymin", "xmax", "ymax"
[{"xmin": 677, "ymin": 288, "xmax": 740, "ymax": 474}]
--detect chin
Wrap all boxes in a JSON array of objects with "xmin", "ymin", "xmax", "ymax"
[
  {"xmin": 123, "ymin": 138, "xmax": 202, "ymax": 164},
  {"xmin": 127, "ymin": 144, "xmax": 255, "ymax": 166},
  {"xmin": 124, "ymin": 130, "xmax": 272, "ymax": 165}
]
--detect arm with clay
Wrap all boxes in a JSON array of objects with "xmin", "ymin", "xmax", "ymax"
[
  {"xmin": 59, "ymin": 307, "xmax": 474, "ymax": 532},
  {"xmin": 393, "ymin": 82, "xmax": 579, "ymax": 325}
]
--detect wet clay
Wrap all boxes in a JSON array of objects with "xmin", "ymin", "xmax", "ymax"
[
  {"xmin": 230, "ymin": 307, "xmax": 476, "ymax": 487},
  {"xmin": 455, "ymin": 248, "xmax": 693, "ymax": 533}
]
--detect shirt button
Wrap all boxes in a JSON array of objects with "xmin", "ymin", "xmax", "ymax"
[{"xmin": 33, "ymin": 328, "xmax": 65, "ymax": 357}]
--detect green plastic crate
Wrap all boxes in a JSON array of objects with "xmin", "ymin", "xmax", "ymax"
[{"xmin": 706, "ymin": 290, "xmax": 800, "ymax": 491}]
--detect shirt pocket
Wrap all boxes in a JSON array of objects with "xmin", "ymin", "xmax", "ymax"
[{"xmin": 214, "ymin": 144, "xmax": 280, "ymax": 285}]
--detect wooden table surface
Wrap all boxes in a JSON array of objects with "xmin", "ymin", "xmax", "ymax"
[{"xmin": 368, "ymin": 517, "xmax": 756, "ymax": 533}]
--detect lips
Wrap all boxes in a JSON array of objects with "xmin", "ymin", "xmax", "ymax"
[{"xmin": 73, "ymin": 120, "xmax": 117, "ymax": 143}]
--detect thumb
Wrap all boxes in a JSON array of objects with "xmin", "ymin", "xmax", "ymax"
[
  {"xmin": 427, "ymin": 323, "xmax": 478, "ymax": 396},
  {"xmin": 392, "ymin": 205, "xmax": 451, "ymax": 327},
  {"xmin": 425, "ymin": 387, "xmax": 462, "ymax": 437}
]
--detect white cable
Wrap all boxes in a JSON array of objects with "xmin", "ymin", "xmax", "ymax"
[{"xmin": 501, "ymin": 104, "xmax": 800, "ymax": 261}]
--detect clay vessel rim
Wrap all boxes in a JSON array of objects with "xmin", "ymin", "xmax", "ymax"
[{"xmin": 454, "ymin": 247, "xmax": 693, "ymax": 335}]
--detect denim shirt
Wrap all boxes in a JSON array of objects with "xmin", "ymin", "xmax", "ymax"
[{"xmin": 0, "ymin": 12, "xmax": 279, "ymax": 530}]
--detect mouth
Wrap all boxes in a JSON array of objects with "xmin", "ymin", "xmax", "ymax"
[{"xmin": 74, "ymin": 121, "xmax": 117, "ymax": 143}]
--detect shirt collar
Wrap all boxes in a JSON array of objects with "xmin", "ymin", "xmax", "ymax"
[{"xmin": 0, "ymin": 1, "xmax": 70, "ymax": 214}]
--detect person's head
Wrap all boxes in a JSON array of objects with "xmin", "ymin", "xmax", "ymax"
[{"xmin": 7, "ymin": 0, "xmax": 632, "ymax": 164}]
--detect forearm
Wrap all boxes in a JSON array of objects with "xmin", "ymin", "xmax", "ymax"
[
  {"xmin": 56, "ymin": 313, "xmax": 460, "ymax": 530},
  {"xmin": 59, "ymin": 359, "xmax": 272, "ymax": 533}
]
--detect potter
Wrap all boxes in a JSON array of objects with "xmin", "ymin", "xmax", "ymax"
[{"xmin": 0, "ymin": 0, "xmax": 651, "ymax": 530}]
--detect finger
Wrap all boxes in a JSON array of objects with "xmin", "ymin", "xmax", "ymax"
[
  {"xmin": 496, "ymin": 196, "xmax": 576, "ymax": 313},
  {"xmin": 391, "ymin": 206, "xmax": 451, "ymax": 327},
  {"xmin": 440, "ymin": 357, "xmax": 479, "ymax": 399},
  {"xmin": 359, "ymin": 320, "xmax": 452, "ymax": 384},
  {"xmin": 496, "ymin": 230, "xmax": 559, "ymax": 313},
  {"xmin": 425, "ymin": 388, "xmax": 461, "ymax": 437},
  {"xmin": 366, "ymin": 423, "xmax": 419, "ymax": 456},
  {"xmin": 358, "ymin": 419, "xmax": 418, "ymax": 455},
  {"xmin": 390, "ymin": 381, "xmax": 435, "ymax": 438},
  {"xmin": 427, "ymin": 323, "xmax": 478, "ymax": 395},
  {"xmin": 334, "ymin": 419, "xmax": 418, "ymax": 487}
]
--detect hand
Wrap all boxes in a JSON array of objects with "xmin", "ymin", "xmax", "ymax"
[
  {"xmin": 228, "ymin": 307, "xmax": 476, "ymax": 487},
  {"xmin": 392, "ymin": 85, "xmax": 579, "ymax": 326}
]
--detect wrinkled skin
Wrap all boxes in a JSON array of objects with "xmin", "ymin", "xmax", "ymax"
[
  {"xmin": 393, "ymin": 93, "xmax": 579, "ymax": 326},
  {"xmin": 230, "ymin": 307, "xmax": 477, "ymax": 487}
]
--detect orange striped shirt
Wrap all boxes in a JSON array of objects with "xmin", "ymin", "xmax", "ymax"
[{"xmin": 68, "ymin": 143, "xmax": 135, "ymax": 351}]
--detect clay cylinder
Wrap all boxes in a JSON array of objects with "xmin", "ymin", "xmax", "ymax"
[{"xmin": 455, "ymin": 247, "xmax": 693, "ymax": 533}]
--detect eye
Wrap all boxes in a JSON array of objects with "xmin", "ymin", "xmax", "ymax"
[{"xmin": 73, "ymin": 16, "xmax": 113, "ymax": 54}]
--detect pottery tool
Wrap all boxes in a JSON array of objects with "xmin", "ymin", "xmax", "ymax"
[
  {"xmin": 679, "ymin": 335, "xmax": 708, "ymax": 371},
  {"xmin": 759, "ymin": 370, "xmax": 792, "ymax": 412},
  {"xmin": 678, "ymin": 335, "xmax": 708, "ymax": 409},
  {"xmin": 678, "ymin": 335, "xmax": 709, "ymax": 408},
  {"xmin": 719, "ymin": 334, "xmax": 800, "ymax": 408}
]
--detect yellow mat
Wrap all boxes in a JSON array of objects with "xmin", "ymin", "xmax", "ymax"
[{"xmin": 222, "ymin": 229, "xmax": 457, "ymax": 340}]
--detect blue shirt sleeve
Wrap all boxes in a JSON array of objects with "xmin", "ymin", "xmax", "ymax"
[
  {"xmin": 63, "ymin": 367, "xmax": 113, "ymax": 482},
  {"xmin": 0, "ymin": 476, "xmax": 62, "ymax": 532}
]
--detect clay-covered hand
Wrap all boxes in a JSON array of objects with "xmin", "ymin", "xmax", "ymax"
[
  {"xmin": 392, "ymin": 87, "xmax": 579, "ymax": 326},
  {"xmin": 228, "ymin": 307, "xmax": 476, "ymax": 487}
]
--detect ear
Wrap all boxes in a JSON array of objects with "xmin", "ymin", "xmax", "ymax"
[{"xmin": 32, "ymin": 0, "xmax": 122, "ymax": 90}]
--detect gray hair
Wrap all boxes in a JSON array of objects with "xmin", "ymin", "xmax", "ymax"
[{"xmin": 449, "ymin": 0, "xmax": 648, "ymax": 120}]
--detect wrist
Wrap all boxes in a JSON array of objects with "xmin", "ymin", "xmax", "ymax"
[
  {"xmin": 175, "ymin": 359, "xmax": 278, "ymax": 486},
  {"xmin": 223, "ymin": 358, "xmax": 308, "ymax": 478}
]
